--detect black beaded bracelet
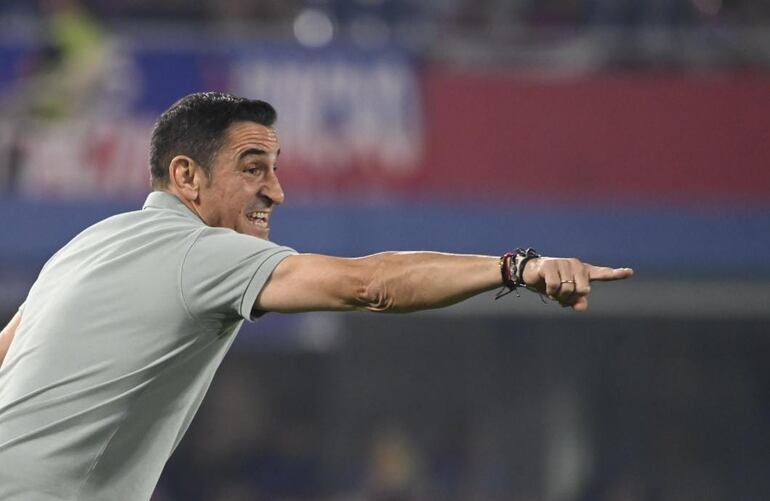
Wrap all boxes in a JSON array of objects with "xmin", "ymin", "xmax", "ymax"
[{"xmin": 496, "ymin": 247, "xmax": 541, "ymax": 299}]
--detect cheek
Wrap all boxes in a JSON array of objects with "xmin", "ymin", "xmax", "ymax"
[
  {"xmin": 225, "ymin": 198, "xmax": 244, "ymax": 220},
  {"xmin": 200, "ymin": 185, "xmax": 237, "ymax": 224},
  {"xmin": 208, "ymin": 182, "xmax": 243, "ymax": 211}
]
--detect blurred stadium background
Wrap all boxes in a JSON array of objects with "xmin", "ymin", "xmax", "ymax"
[{"xmin": 1, "ymin": 0, "xmax": 769, "ymax": 500}]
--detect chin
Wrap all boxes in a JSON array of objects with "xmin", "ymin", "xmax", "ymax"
[{"xmin": 231, "ymin": 220, "xmax": 265, "ymax": 239}]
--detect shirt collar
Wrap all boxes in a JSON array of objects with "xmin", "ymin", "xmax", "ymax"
[{"xmin": 142, "ymin": 191, "xmax": 203, "ymax": 223}]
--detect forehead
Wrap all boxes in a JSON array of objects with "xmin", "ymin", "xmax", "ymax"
[{"xmin": 221, "ymin": 121, "xmax": 279, "ymax": 157}]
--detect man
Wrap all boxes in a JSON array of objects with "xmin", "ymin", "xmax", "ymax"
[{"xmin": 0, "ymin": 92, "xmax": 633, "ymax": 500}]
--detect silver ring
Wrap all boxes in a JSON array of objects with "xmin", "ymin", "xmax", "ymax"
[{"xmin": 560, "ymin": 280, "xmax": 575, "ymax": 284}]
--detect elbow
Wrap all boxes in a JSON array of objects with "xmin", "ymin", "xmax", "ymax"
[
  {"xmin": 349, "ymin": 253, "xmax": 410, "ymax": 313},
  {"xmin": 355, "ymin": 278, "xmax": 397, "ymax": 313}
]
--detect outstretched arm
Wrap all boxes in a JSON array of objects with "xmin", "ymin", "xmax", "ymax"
[
  {"xmin": 255, "ymin": 251, "xmax": 633, "ymax": 314},
  {"xmin": 0, "ymin": 311, "xmax": 21, "ymax": 368}
]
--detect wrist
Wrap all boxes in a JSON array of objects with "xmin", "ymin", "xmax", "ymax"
[
  {"xmin": 520, "ymin": 256, "xmax": 540, "ymax": 286},
  {"xmin": 498, "ymin": 248, "xmax": 541, "ymax": 290}
]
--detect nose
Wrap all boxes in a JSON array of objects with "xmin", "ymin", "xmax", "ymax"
[{"xmin": 261, "ymin": 169, "xmax": 285, "ymax": 206}]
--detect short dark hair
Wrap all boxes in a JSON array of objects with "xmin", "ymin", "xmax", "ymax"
[{"xmin": 149, "ymin": 92, "xmax": 277, "ymax": 189}]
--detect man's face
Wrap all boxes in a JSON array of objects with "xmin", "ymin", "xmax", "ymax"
[{"xmin": 195, "ymin": 121, "xmax": 284, "ymax": 240}]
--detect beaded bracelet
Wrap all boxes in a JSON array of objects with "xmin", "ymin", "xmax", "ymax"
[{"xmin": 495, "ymin": 247, "xmax": 541, "ymax": 299}]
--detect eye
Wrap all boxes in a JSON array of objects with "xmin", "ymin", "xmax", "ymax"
[{"xmin": 245, "ymin": 165, "xmax": 261, "ymax": 175}]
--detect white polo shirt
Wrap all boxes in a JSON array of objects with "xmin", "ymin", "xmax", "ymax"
[{"xmin": 0, "ymin": 191, "xmax": 295, "ymax": 500}]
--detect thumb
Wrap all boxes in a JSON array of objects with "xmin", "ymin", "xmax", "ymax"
[
  {"xmin": 587, "ymin": 265, "xmax": 634, "ymax": 282},
  {"xmin": 571, "ymin": 296, "xmax": 589, "ymax": 312}
]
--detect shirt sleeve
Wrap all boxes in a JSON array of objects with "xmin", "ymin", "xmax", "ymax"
[{"xmin": 179, "ymin": 227, "xmax": 296, "ymax": 321}]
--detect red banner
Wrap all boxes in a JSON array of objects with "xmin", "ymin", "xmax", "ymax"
[{"xmin": 411, "ymin": 70, "xmax": 770, "ymax": 203}]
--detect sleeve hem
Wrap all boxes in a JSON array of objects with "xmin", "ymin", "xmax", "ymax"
[{"xmin": 239, "ymin": 248, "xmax": 297, "ymax": 321}]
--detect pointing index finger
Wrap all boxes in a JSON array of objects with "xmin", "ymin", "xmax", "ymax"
[{"xmin": 587, "ymin": 265, "xmax": 634, "ymax": 282}]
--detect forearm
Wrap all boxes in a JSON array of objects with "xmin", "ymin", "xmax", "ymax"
[
  {"xmin": 257, "ymin": 250, "xmax": 632, "ymax": 314},
  {"xmin": 357, "ymin": 252, "xmax": 501, "ymax": 313}
]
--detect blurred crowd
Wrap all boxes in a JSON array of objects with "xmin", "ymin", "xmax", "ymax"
[
  {"xmin": 0, "ymin": 0, "xmax": 767, "ymax": 85},
  {"xmin": 2, "ymin": 0, "xmax": 770, "ymax": 42}
]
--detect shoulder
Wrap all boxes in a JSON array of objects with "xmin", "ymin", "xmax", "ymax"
[{"xmin": 188, "ymin": 226, "xmax": 295, "ymax": 260}]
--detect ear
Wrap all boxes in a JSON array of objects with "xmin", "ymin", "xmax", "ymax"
[{"xmin": 168, "ymin": 155, "xmax": 207, "ymax": 202}]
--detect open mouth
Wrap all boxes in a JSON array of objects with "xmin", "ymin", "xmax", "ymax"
[{"xmin": 246, "ymin": 210, "xmax": 270, "ymax": 228}]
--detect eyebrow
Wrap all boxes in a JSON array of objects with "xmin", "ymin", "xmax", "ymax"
[
  {"xmin": 238, "ymin": 148, "xmax": 266, "ymax": 160},
  {"xmin": 238, "ymin": 147, "xmax": 281, "ymax": 160}
]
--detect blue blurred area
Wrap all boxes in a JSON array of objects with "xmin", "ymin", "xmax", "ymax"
[
  {"xmin": 3, "ymin": 197, "xmax": 769, "ymax": 278},
  {"xmin": 0, "ymin": 37, "xmax": 420, "ymax": 112},
  {"xmin": 131, "ymin": 48, "xmax": 208, "ymax": 113},
  {"xmin": 0, "ymin": 44, "xmax": 27, "ymax": 88}
]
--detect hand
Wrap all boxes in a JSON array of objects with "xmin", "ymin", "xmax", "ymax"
[{"xmin": 521, "ymin": 257, "xmax": 633, "ymax": 311}]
